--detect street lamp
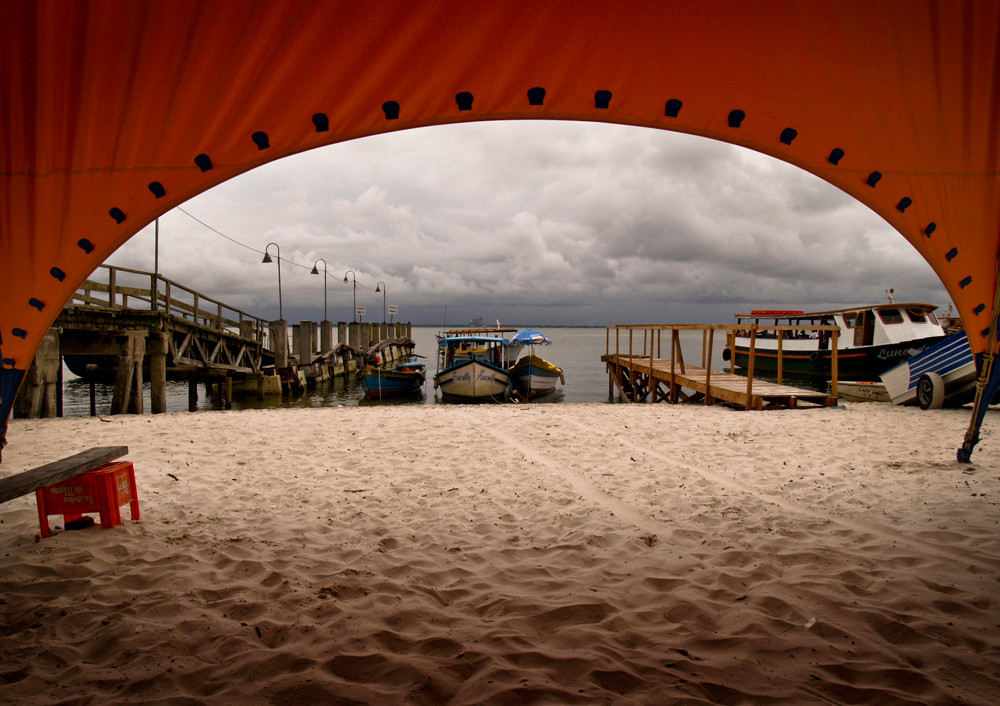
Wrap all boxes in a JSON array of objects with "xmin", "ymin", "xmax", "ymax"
[
  {"xmin": 261, "ymin": 242, "xmax": 283, "ymax": 320},
  {"xmin": 310, "ymin": 258, "xmax": 328, "ymax": 321},
  {"xmin": 375, "ymin": 281, "xmax": 386, "ymax": 323},
  {"xmin": 343, "ymin": 269, "xmax": 356, "ymax": 322}
]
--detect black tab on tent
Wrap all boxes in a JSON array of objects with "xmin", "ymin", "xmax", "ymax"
[
  {"xmin": 780, "ymin": 128, "xmax": 797, "ymax": 145},
  {"xmin": 77, "ymin": 239, "xmax": 94, "ymax": 254},
  {"xmin": 728, "ymin": 110, "xmax": 745, "ymax": 127},
  {"xmin": 897, "ymin": 197, "xmax": 912, "ymax": 212},
  {"xmin": 866, "ymin": 171, "xmax": 882, "ymax": 187},
  {"xmin": 312, "ymin": 113, "xmax": 329, "ymax": 132},
  {"xmin": 252, "ymin": 132, "xmax": 270, "ymax": 150},
  {"xmin": 148, "ymin": 181, "xmax": 166, "ymax": 198},
  {"xmin": 828, "ymin": 148, "xmax": 844, "ymax": 165},
  {"xmin": 455, "ymin": 92, "xmax": 473, "ymax": 111},
  {"xmin": 109, "ymin": 207, "xmax": 126, "ymax": 224},
  {"xmin": 595, "ymin": 90, "xmax": 612, "ymax": 109},
  {"xmin": 195, "ymin": 154, "xmax": 213, "ymax": 172},
  {"xmin": 664, "ymin": 99, "xmax": 682, "ymax": 117},
  {"xmin": 528, "ymin": 87, "xmax": 546, "ymax": 106},
  {"xmin": 382, "ymin": 101, "xmax": 400, "ymax": 120}
]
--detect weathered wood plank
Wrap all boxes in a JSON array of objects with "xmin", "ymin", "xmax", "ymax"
[{"xmin": 0, "ymin": 446, "xmax": 129, "ymax": 504}]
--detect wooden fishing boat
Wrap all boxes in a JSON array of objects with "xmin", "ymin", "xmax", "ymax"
[
  {"xmin": 363, "ymin": 358, "xmax": 425, "ymax": 399},
  {"xmin": 508, "ymin": 329, "xmax": 564, "ymax": 400},
  {"xmin": 433, "ymin": 334, "xmax": 511, "ymax": 402},
  {"xmin": 725, "ymin": 303, "xmax": 946, "ymax": 381}
]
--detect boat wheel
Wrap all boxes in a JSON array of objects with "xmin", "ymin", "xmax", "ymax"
[{"xmin": 916, "ymin": 372, "xmax": 945, "ymax": 410}]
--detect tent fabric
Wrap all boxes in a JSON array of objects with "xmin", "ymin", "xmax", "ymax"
[{"xmin": 1, "ymin": 1, "xmax": 999, "ymax": 452}]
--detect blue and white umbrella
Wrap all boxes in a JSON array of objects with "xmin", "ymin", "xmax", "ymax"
[{"xmin": 511, "ymin": 329, "xmax": 552, "ymax": 345}]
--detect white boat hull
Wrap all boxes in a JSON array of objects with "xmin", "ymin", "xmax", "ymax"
[
  {"xmin": 434, "ymin": 360, "xmax": 509, "ymax": 401},
  {"xmin": 509, "ymin": 355, "xmax": 564, "ymax": 398}
]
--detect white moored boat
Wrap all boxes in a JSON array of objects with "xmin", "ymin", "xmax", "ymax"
[
  {"xmin": 433, "ymin": 333, "xmax": 512, "ymax": 402},
  {"xmin": 508, "ymin": 329, "xmax": 565, "ymax": 401},
  {"xmin": 725, "ymin": 301, "xmax": 946, "ymax": 381}
]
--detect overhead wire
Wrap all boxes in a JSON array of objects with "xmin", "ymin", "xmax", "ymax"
[{"xmin": 175, "ymin": 206, "xmax": 381, "ymax": 293}]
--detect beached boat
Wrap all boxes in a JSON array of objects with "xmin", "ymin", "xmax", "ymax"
[
  {"xmin": 433, "ymin": 334, "xmax": 512, "ymax": 402},
  {"xmin": 363, "ymin": 358, "xmax": 426, "ymax": 399},
  {"xmin": 878, "ymin": 330, "xmax": 996, "ymax": 409},
  {"xmin": 508, "ymin": 329, "xmax": 565, "ymax": 400},
  {"xmin": 725, "ymin": 303, "xmax": 946, "ymax": 381}
]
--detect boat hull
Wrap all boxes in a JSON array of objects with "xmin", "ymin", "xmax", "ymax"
[
  {"xmin": 731, "ymin": 335, "xmax": 946, "ymax": 381},
  {"xmin": 434, "ymin": 359, "xmax": 509, "ymax": 401},
  {"xmin": 363, "ymin": 365, "xmax": 425, "ymax": 398},
  {"xmin": 879, "ymin": 331, "xmax": 977, "ymax": 406},
  {"xmin": 509, "ymin": 355, "xmax": 564, "ymax": 399},
  {"xmin": 831, "ymin": 381, "xmax": 891, "ymax": 403}
]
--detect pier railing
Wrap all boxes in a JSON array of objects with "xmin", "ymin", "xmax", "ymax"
[
  {"xmin": 71, "ymin": 265, "xmax": 268, "ymax": 345},
  {"xmin": 605, "ymin": 323, "xmax": 841, "ymax": 401}
]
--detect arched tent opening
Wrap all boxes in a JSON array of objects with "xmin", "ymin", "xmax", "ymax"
[{"xmin": 2, "ymin": 1, "xmax": 999, "ymax": 459}]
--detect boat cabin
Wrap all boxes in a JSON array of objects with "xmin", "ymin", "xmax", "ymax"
[{"xmin": 735, "ymin": 304, "xmax": 944, "ymax": 349}]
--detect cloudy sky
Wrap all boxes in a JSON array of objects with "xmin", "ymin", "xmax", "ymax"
[{"xmin": 106, "ymin": 120, "xmax": 950, "ymax": 327}]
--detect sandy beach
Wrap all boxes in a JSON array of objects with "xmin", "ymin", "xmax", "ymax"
[{"xmin": 1, "ymin": 402, "xmax": 999, "ymax": 705}]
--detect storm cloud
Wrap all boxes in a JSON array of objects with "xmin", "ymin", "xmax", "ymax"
[{"xmin": 107, "ymin": 121, "xmax": 950, "ymax": 326}]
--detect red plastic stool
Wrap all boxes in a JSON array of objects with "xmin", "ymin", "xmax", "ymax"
[{"xmin": 36, "ymin": 461, "xmax": 140, "ymax": 538}]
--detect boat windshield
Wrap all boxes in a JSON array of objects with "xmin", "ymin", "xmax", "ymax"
[
  {"xmin": 906, "ymin": 308, "xmax": 937, "ymax": 324},
  {"xmin": 878, "ymin": 308, "xmax": 905, "ymax": 324}
]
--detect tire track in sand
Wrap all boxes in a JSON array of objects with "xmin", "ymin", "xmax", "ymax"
[{"xmin": 489, "ymin": 413, "xmax": 1000, "ymax": 571}]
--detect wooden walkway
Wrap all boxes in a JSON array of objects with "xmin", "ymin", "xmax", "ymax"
[{"xmin": 602, "ymin": 353, "xmax": 838, "ymax": 410}]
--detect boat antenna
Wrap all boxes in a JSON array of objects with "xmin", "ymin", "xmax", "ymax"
[{"xmin": 885, "ymin": 287, "xmax": 895, "ymax": 303}]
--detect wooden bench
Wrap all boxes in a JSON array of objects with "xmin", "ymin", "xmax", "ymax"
[{"xmin": 0, "ymin": 446, "xmax": 129, "ymax": 505}]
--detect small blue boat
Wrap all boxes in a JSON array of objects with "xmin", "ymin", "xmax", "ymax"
[{"xmin": 363, "ymin": 358, "xmax": 426, "ymax": 399}]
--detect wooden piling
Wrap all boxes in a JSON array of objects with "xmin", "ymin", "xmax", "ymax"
[{"xmin": 149, "ymin": 331, "xmax": 168, "ymax": 414}]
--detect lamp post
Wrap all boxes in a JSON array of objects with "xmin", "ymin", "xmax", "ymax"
[
  {"xmin": 343, "ymin": 269, "xmax": 356, "ymax": 321},
  {"xmin": 375, "ymin": 281, "xmax": 386, "ymax": 323},
  {"xmin": 310, "ymin": 258, "xmax": 328, "ymax": 321},
  {"xmin": 261, "ymin": 242, "xmax": 283, "ymax": 320}
]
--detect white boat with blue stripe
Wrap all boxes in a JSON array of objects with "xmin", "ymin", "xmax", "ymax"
[{"xmin": 880, "ymin": 331, "xmax": 980, "ymax": 408}]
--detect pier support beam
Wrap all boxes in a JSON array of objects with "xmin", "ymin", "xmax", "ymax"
[
  {"xmin": 320, "ymin": 320, "xmax": 334, "ymax": 354},
  {"xmin": 13, "ymin": 327, "xmax": 61, "ymax": 419},
  {"xmin": 148, "ymin": 332, "xmax": 168, "ymax": 414},
  {"xmin": 269, "ymin": 320, "xmax": 289, "ymax": 368},
  {"xmin": 360, "ymin": 323, "xmax": 371, "ymax": 354},
  {"xmin": 111, "ymin": 330, "xmax": 145, "ymax": 415},
  {"xmin": 296, "ymin": 320, "xmax": 316, "ymax": 366}
]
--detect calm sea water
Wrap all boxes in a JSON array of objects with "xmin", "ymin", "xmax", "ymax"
[{"xmin": 59, "ymin": 326, "xmax": 732, "ymax": 416}]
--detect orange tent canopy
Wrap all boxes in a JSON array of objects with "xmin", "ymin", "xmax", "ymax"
[{"xmin": 2, "ymin": 1, "xmax": 999, "ymax": 451}]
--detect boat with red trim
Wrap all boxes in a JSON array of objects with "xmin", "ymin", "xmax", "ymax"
[{"xmin": 724, "ymin": 302, "xmax": 947, "ymax": 381}]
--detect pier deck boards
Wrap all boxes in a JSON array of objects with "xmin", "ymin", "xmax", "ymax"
[{"xmin": 602, "ymin": 354, "xmax": 837, "ymax": 410}]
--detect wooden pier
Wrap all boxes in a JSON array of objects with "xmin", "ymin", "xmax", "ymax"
[
  {"xmin": 603, "ymin": 324, "xmax": 840, "ymax": 410},
  {"xmin": 14, "ymin": 265, "xmax": 412, "ymax": 418}
]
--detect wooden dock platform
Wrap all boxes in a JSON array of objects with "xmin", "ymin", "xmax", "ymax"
[
  {"xmin": 602, "ymin": 354, "xmax": 837, "ymax": 409},
  {"xmin": 604, "ymin": 324, "xmax": 840, "ymax": 410}
]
